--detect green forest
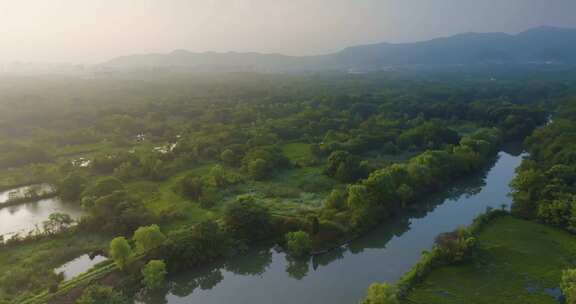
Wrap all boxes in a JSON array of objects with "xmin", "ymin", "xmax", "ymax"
[{"xmin": 1, "ymin": 69, "xmax": 575, "ymax": 304}]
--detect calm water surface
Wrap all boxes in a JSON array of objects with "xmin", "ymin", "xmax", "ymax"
[
  {"xmin": 0, "ymin": 196, "xmax": 85, "ymax": 238},
  {"xmin": 138, "ymin": 149, "xmax": 524, "ymax": 304},
  {"xmin": 54, "ymin": 254, "xmax": 108, "ymax": 280}
]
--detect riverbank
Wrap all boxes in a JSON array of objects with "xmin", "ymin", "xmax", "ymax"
[
  {"xmin": 0, "ymin": 192, "xmax": 58, "ymax": 209},
  {"xmin": 16, "ymin": 148, "xmax": 514, "ymax": 304},
  {"xmin": 0, "ymin": 183, "xmax": 58, "ymax": 209},
  {"xmin": 403, "ymin": 216, "xmax": 574, "ymax": 304},
  {"xmin": 115, "ymin": 149, "xmax": 523, "ymax": 304},
  {"xmin": 0, "ymin": 196, "xmax": 85, "ymax": 240},
  {"xmin": 13, "ymin": 134, "xmax": 520, "ymax": 303}
]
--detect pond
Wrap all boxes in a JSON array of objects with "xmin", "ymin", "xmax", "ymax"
[
  {"xmin": 136, "ymin": 147, "xmax": 526, "ymax": 304},
  {"xmin": 0, "ymin": 196, "xmax": 85, "ymax": 239},
  {"xmin": 0, "ymin": 183, "xmax": 55, "ymax": 204},
  {"xmin": 54, "ymin": 254, "xmax": 108, "ymax": 281}
]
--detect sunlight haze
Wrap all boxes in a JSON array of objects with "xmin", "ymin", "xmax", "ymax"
[{"xmin": 2, "ymin": 0, "xmax": 576, "ymax": 64}]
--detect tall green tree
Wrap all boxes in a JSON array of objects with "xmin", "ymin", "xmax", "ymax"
[
  {"xmin": 133, "ymin": 224, "xmax": 167, "ymax": 253},
  {"xmin": 248, "ymin": 158, "xmax": 268, "ymax": 180},
  {"xmin": 59, "ymin": 173, "xmax": 87, "ymax": 201},
  {"xmin": 109, "ymin": 237, "xmax": 132, "ymax": 270},
  {"xmin": 43, "ymin": 212, "xmax": 73, "ymax": 234},
  {"xmin": 180, "ymin": 173, "xmax": 204, "ymax": 201},
  {"xmin": 347, "ymin": 184, "xmax": 380, "ymax": 230},
  {"xmin": 209, "ymin": 164, "xmax": 227, "ymax": 188}
]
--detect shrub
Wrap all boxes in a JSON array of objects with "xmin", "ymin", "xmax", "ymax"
[
  {"xmin": 82, "ymin": 177, "xmax": 124, "ymax": 199},
  {"xmin": 198, "ymin": 187, "xmax": 218, "ymax": 208},
  {"xmin": 360, "ymin": 282, "xmax": 399, "ymax": 304},
  {"xmin": 434, "ymin": 227, "xmax": 476, "ymax": 264},
  {"xmin": 562, "ymin": 268, "xmax": 576, "ymax": 304},
  {"xmin": 76, "ymin": 284, "xmax": 128, "ymax": 304},
  {"xmin": 324, "ymin": 189, "xmax": 347, "ymax": 210},
  {"xmin": 396, "ymin": 249, "xmax": 440, "ymax": 296}
]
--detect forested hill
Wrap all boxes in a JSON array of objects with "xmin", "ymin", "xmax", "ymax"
[{"xmin": 102, "ymin": 26, "xmax": 576, "ymax": 72}]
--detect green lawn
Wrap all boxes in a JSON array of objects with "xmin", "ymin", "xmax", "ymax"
[
  {"xmin": 252, "ymin": 166, "xmax": 337, "ymax": 214},
  {"xmin": 126, "ymin": 158, "xmax": 333, "ymax": 232},
  {"xmin": 126, "ymin": 163, "xmax": 221, "ymax": 231},
  {"xmin": 405, "ymin": 216, "xmax": 575, "ymax": 304},
  {"xmin": 282, "ymin": 142, "xmax": 312, "ymax": 165}
]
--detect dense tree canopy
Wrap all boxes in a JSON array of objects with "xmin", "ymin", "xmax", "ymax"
[
  {"xmin": 511, "ymin": 100, "xmax": 576, "ymax": 231},
  {"xmin": 223, "ymin": 195, "xmax": 272, "ymax": 241},
  {"xmin": 0, "ymin": 70, "xmax": 563, "ymax": 302}
]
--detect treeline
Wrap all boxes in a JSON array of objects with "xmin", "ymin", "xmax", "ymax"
[
  {"xmin": 0, "ymin": 72, "xmax": 551, "ymax": 174},
  {"xmin": 65, "ymin": 127, "xmax": 506, "ymax": 256},
  {"xmin": 314, "ymin": 128, "xmax": 503, "ymax": 244},
  {"xmin": 50, "ymin": 87, "xmax": 547, "ymax": 201},
  {"xmin": 511, "ymin": 98, "xmax": 576, "ymax": 231}
]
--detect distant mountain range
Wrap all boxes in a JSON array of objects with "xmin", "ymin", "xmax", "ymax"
[{"xmin": 102, "ymin": 26, "xmax": 576, "ymax": 72}]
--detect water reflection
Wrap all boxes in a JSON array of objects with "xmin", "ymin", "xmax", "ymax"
[
  {"xmin": 169, "ymin": 268, "xmax": 225, "ymax": 297},
  {"xmin": 139, "ymin": 150, "xmax": 525, "ymax": 304},
  {"xmin": 54, "ymin": 254, "xmax": 108, "ymax": 280},
  {"xmin": 317, "ymin": 155, "xmax": 492, "ymax": 266},
  {"xmin": 0, "ymin": 197, "xmax": 85, "ymax": 238},
  {"xmin": 0, "ymin": 183, "xmax": 55, "ymax": 205},
  {"xmin": 285, "ymin": 256, "xmax": 310, "ymax": 280},
  {"xmin": 223, "ymin": 247, "xmax": 273, "ymax": 277}
]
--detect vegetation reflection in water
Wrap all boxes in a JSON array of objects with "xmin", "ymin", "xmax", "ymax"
[
  {"xmin": 0, "ymin": 196, "xmax": 85, "ymax": 239},
  {"xmin": 135, "ymin": 145, "xmax": 524, "ymax": 304}
]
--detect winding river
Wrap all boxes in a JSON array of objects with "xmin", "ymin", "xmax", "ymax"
[{"xmin": 137, "ymin": 145, "xmax": 525, "ymax": 304}]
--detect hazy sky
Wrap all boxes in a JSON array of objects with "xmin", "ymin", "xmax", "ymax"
[{"xmin": 2, "ymin": 0, "xmax": 576, "ymax": 64}]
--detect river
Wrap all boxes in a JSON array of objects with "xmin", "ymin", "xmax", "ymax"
[{"xmin": 136, "ymin": 147, "xmax": 524, "ymax": 304}]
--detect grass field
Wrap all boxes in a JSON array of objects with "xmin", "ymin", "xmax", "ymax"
[
  {"xmin": 126, "ymin": 163, "xmax": 222, "ymax": 231},
  {"xmin": 405, "ymin": 216, "xmax": 576, "ymax": 304},
  {"xmin": 281, "ymin": 142, "xmax": 312, "ymax": 165}
]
